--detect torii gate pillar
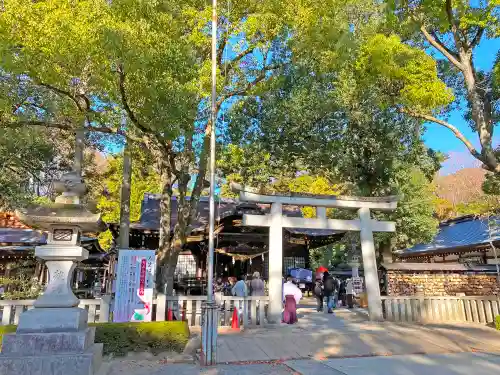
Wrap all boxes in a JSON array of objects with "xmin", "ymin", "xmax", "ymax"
[
  {"xmin": 232, "ymin": 184, "xmax": 398, "ymax": 322},
  {"xmin": 268, "ymin": 203, "xmax": 283, "ymax": 323},
  {"xmin": 358, "ymin": 207, "xmax": 383, "ymax": 320}
]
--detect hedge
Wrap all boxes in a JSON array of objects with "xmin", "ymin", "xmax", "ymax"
[
  {"xmin": 496, "ymin": 315, "xmax": 500, "ymax": 331},
  {"xmin": 0, "ymin": 321, "xmax": 189, "ymax": 357}
]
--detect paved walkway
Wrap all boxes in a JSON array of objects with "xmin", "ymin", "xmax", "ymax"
[
  {"xmin": 102, "ymin": 298, "xmax": 500, "ymax": 374},
  {"xmin": 216, "ymin": 301, "xmax": 500, "ymax": 363},
  {"xmin": 104, "ymin": 352, "xmax": 500, "ymax": 375}
]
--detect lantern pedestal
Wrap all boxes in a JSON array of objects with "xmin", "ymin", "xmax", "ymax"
[{"xmin": 0, "ymin": 172, "xmax": 106, "ymax": 375}]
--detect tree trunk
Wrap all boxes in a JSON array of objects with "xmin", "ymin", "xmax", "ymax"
[
  {"xmin": 459, "ymin": 52, "xmax": 497, "ymax": 172},
  {"xmin": 156, "ymin": 155, "xmax": 174, "ymax": 293},
  {"xmin": 119, "ymin": 141, "xmax": 132, "ymax": 249},
  {"xmin": 379, "ymin": 238, "xmax": 393, "ymax": 264}
]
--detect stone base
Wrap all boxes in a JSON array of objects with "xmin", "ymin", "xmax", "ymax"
[
  {"xmin": 2, "ymin": 328, "xmax": 95, "ymax": 356},
  {"xmin": 0, "ymin": 343, "xmax": 103, "ymax": 375},
  {"xmin": 17, "ymin": 307, "xmax": 87, "ymax": 333}
]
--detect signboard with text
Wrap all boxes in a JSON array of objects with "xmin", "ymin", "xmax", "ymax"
[
  {"xmin": 352, "ymin": 277, "xmax": 364, "ymax": 295},
  {"xmin": 113, "ymin": 249, "xmax": 156, "ymax": 323}
]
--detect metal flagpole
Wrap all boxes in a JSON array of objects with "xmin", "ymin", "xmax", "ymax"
[
  {"xmin": 201, "ymin": 0, "xmax": 218, "ymax": 365},
  {"xmin": 207, "ymin": 0, "xmax": 217, "ymax": 306}
]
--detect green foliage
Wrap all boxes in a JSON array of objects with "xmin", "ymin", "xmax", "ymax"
[
  {"xmin": 0, "ymin": 321, "xmax": 189, "ymax": 356},
  {"xmin": 355, "ymin": 34, "xmax": 453, "ymax": 112},
  {"xmin": 218, "ymin": 144, "xmax": 274, "ymax": 198},
  {"xmin": 496, "ymin": 315, "xmax": 500, "ymax": 330},
  {"xmin": 389, "ymin": 168, "xmax": 438, "ymax": 248},
  {"xmin": 384, "ymin": 1, "xmax": 500, "ymax": 176},
  {"xmin": 0, "ymin": 127, "xmax": 60, "ymax": 210},
  {"xmin": 96, "ymin": 151, "xmax": 161, "ymax": 249},
  {"xmin": 309, "ymin": 243, "xmax": 348, "ymax": 270},
  {"xmin": 0, "ymin": 260, "xmax": 42, "ymax": 300},
  {"xmin": 93, "ymin": 321, "xmax": 189, "ymax": 356},
  {"xmin": 483, "ymin": 173, "xmax": 500, "ymax": 195},
  {"xmin": 270, "ymin": 174, "xmax": 343, "ymax": 218}
]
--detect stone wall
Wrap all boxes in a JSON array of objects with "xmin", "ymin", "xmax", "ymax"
[{"xmin": 386, "ymin": 271, "xmax": 500, "ymax": 296}]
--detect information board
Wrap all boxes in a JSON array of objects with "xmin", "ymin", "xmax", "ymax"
[
  {"xmin": 113, "ymin": 249, "xmax": 156, "ymax": 323},
  {"xmin": 351, "ymin": 276, "xmax": 364, "ymax": 295}
]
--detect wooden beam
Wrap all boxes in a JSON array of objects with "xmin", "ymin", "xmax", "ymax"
[{"xmin": 242, "ymin": 214, "xmax": 396, "ymax": 233}]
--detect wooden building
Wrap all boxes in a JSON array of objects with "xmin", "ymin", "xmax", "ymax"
[
  {"xmin": 0, "ymin": 212, "xmax": 111, "ymax": 297},
  {"xmin": 396, "ymin": 215, "xmax": 500, "ymax": 265},
  {"xmin": 108, "ymin": 194, "xmax": 341, "ymax": 284}
]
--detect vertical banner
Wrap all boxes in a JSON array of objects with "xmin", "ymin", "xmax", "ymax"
[{"xmin": 114, "ymin": 249, "xmax": 156, "ymax": 323}]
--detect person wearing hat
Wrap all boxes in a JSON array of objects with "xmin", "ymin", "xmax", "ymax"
[{"xmin": 250, "ymin": 271, "xmax": 265, "ymax": 296}]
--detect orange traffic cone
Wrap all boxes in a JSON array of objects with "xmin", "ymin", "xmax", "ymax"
[
  {"xmin": 231, "ymin": 308, "xmax": 239, "ymax": 330},
  {"xmin": 167, "ymin": 308, "xmax": 173, "ymax": 321}
]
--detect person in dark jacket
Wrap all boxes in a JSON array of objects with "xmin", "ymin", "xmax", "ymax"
[
  {"xmin": 338, "ymin": 279, "xmax": 346, "ymax": 307},
  {"xmin": 313, "ymin": 276, "xmax": 323, "ymax": 312},
  {"xmin": 323, "ymin": 271, "xmax": 335, "ymax": 313}
]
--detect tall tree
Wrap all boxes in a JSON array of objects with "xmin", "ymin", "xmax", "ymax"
[
  {"xmin": 0, "ymin": 0, "xmax": 292, "ymax": 291},
  {"xmin": 381, "ymin": 1, "xmax": 500, "ymax": 175}
]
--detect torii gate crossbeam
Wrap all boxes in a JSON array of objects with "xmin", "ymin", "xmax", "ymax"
[{"xmin": 234, "ymin": 185, "xmax": 398, "ymax": 323}]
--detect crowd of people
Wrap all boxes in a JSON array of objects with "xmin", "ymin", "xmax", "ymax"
[
  {"xmin": 213, "ymin": 271, "xmax": 266, "ymax": 298},
  {"xmin": 313, "ymin": 271, "xmax": 355, "ymax": 313},
  {"xmin": 212, "ymin": 269, "xmax": 356, "ymax": 325}
]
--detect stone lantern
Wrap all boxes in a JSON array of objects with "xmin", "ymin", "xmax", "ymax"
[{"xmin": 0, "ymin": 170, "xmax": 106, "ymax": 375}]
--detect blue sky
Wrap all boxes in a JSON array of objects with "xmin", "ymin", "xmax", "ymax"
[
  {"xmin": 424, "ymin": 37, "xmax": 499, "ymax": 175},
  {"xmin": 104, "ymin": 35, "xmax": 498, "ymax": 177}
]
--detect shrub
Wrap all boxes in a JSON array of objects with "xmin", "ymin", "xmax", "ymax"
[
  {"xmin": 496, "ymin": 315, "xmax": 500, "ymax": 331},
  {"xmin": 0, "ymin": 321, "xmax": 189, "ymax": 356}
]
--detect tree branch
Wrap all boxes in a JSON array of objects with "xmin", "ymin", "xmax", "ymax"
[
  {"xmin": 0, "ymin": 119, "xmax": 143, "ymax": 142},
  {"xmin": 401, "ymin": 109, "xmax": 481, "ymax": 159},
  {"xmin": 221, "ymin": 44, "xmax": 258, "ymax": 77},
  {"xmin": 469, "ymin": 27, "xmax": 485, "ymax": 50},
  {"xmin": 218, "ymin": 64, "xmax": 279, "ymax": 105},
  {"xmin": 117, "ymin": 64, "xmax": 155, "ymax": 138},
  {"xmin": 421, "ymin": 26, "xmax": 463, "ymax": 69},
  {"xmin": 445, "ymin": 0, "xmax": 455, "ymax": 28},
  {"xmin": 430, "ymin": 30, "xmax": 458, "ymax": 60},
  {"xmin": 216, "ymin": 33, "xmax": 228, "ymax": 67},
  {"xmin": 37, "ymin": 82, "xmax": 84, "ymax": 112}
]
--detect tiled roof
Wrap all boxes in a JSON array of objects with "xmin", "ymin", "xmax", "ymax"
[
  {"xmin": 399, "ymin": 215, "xmax": 500, "ymax": 257},
  {"xmin": 0, "ymin": 228, "xmax": 46, "ymax": 244},
  {"xmin": 0, "ymin": 212, "xmax": 30, "ymax": 229},
  {"xmin": 138, "ymin": 194, "xmax": 340, "ymax": 237}
]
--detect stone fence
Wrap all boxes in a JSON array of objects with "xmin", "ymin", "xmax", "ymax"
[
  {"xmin": 0, "ymin": 297, "xmax": 111, "ymax": 325},
  {"xmin": 382, "ymin": 295, "xmax": 500, "ymax": 325},
  {"xmin": 385, "ymin": 269, "xmax": 500, "ymax": 297},
  {"xmin": 0, "ymin": 295, "xmax": 269, "ymax": 327}
]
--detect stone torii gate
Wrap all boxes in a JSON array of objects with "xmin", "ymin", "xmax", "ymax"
[{"xmin": 232, "ymin": 184, "xmax": 398, "ymax": 323}]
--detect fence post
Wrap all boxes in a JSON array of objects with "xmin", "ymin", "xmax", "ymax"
[
  {"xmin": 156, "ymin": 293, "xmax": 167, "ymax": 322},
  {"xmin": 99, "ymin": 295, "xmax": 111, "ymax": 323}
]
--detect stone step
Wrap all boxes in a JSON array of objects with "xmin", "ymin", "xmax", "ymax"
[
  {"xmin": 1, "ymin": 328, "xmax": 95, "ymax": 356},
  {"xmin": 0, "ymin": 342, "xmax": 103, "ymax": 375}
]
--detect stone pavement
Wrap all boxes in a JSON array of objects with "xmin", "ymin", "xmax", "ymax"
[
  {"xmin": 100, "ymin": 298, "xmax": 500, "ymax": 375},
  {"xmin": 103, "ymin": 352, "xmax": 500, "ymax": 375},
  {"xmin": 285, "ymin": 352, "xmax": 500, "ymax": 375},
  {"xmin": 216, "ymin": 302, "xmax": 500, "ymax": 363}
]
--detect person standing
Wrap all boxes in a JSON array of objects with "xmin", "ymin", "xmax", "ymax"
[
  {"xmin": 250, "ymin": 271, "xmax": 265, "ymax": 296},
  {"xmin": 346, "ymin": 278, "xmax": 354, "ymax": 308},
  {"xmin": 231, "ymin": 275, "xmax": 248, "ymax": 297},
  {"xmin": 313, "ymin": 273, "xmax": 324, "ymax": 312},
  {"xmin": 282, "ymin": 276, "xmax": 302, "ymax": 324},
  {"xmin": 323, "ymin": 271, "xmax": 335, "ymax": 314},
  {"xmin": 338, "ymin": 279, "xmax": 346, "ymax": 307}
]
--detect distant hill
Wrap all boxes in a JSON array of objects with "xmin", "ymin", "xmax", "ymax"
[{"xmin": 434, "ymin": 168, "xmax": 486, "ymax": 205}]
